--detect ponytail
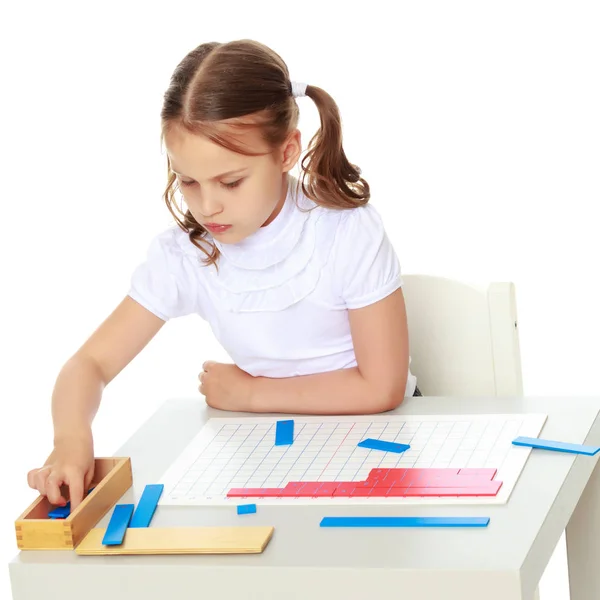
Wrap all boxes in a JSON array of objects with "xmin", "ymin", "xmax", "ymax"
[{"xmin": 300, "ymin": 85, "xmax": 370, "ymax": 209}]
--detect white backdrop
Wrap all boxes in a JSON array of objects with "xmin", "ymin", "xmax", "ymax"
[{"xmin": 2, "ymin": 1, "xmax": 599, "ymax": 598}]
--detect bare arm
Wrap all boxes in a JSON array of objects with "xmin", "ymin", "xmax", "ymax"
[
  {"xmin": 52, "ymin": 295, "xmax": 166, "ymax": 440},
  {"xmin": 248, "ymin": 288, "xmax": 410, "ymax": 414},
  {"xmin": 29, "ymin": 296, "xmax": 165, "ymax": 508}
]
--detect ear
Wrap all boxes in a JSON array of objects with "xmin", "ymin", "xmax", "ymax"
[{"xmin": 281, "ymin": 129, "xmax": 302, "ymax": 173}]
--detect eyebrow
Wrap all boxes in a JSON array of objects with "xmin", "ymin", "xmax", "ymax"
[{"xmin": 171, "ymin": 167, "xmax": 247, "ymax": 180}]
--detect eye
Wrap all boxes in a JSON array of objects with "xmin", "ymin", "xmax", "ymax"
[
  {"xmin": 178, "ymin": 179, "xmax": 243, "ymax": 189},
  {"xmin": 222, "ymin": 179, "xmax": 243, "ymax": 189}
]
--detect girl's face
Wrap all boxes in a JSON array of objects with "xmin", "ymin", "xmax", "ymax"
[{"xmin": 164, "ymin": 126, "xmax": 301, "ymax": 244}]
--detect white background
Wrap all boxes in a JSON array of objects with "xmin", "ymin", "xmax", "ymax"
[{"xmin": 2, "ymin": 1, "xmax": 599, "ymax": 598}]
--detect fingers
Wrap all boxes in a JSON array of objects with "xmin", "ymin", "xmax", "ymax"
[
  {"xmin": 46, "ymin": 471, "xmax": 66, "ymax": 505},
  {"xmin": 65, "ymin": 469, "xmax": 85, "ymax": 511},
  {"xmin": 202, "ymin": 360, "xmax": 216, "ymax": 371},
  {"xmin": 28, "ymin": 466, "xmax": 52, "ymax": 497},
  {"xmin": 27, "ymin": 468, "xmax": 38, "ymax": 490},
  {"xmin": 84, "ymin": 465, "xmax": 95, "ymax": 490},
  {"xmin": 198, "ymin": 370, "xmax": 208, "ymax": 395}
]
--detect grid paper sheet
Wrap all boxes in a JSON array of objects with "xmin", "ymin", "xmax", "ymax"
[{"xmin": 158, "ymin": 414, "xmax": 547, "ymax": 505}]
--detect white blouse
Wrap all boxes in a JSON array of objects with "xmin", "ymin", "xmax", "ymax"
[{"xmin": 128, "ymin": 176, "xmax": 417, "ymax": 397}]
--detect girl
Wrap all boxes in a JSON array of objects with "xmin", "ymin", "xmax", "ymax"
[{"xmin": 27, "ymin": 39, "xmax": 418, "ymax": 510}]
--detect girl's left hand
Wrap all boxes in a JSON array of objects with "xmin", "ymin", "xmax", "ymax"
[{"xmin": 198, "ymin": 361, "xmax": 254, "ymax": 412}]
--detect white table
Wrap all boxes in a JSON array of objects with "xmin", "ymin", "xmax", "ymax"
[{"xmin": 9, "ymin": 395, "xmax": 600, "ymax": 600}]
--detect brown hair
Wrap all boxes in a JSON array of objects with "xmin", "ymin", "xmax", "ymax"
[{"xmin": 160, "ymin": 39, "xmax": 369, "ymax": 266}]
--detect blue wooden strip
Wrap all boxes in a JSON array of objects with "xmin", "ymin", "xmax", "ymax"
[
  {"xmin": 512, "ymin": 436, "xmax": 600, "ymax": 456},
  {"xmin": 130, "ymin": 484, "xmax": 164, "ymax": 528},
  {"xmin": 48, "ymin": 487, "xmax": 96, "ymax": 518},
  {"xmin": 102, "ymin": 504, "xmax": 134, "ymax": 545},
  {"xmin": 319, "ymin": 516, "xmax": 490, "ymax": 528},
  {"xmin": 237, "ymin": 503, "xmax": 257, "ymax": 515},
  {"xmin": 48, "ymin": 504, "xmax": 71, "ymax": 519},
  {"xmin": 275, "ymin": 420, "xmax": 294, "ymax": 446},
  {"xmin": 357, "ymin": 438, "xmax": 410, "ymax": 454}
]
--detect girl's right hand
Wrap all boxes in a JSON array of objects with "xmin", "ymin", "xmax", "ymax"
[{"xmin": 27, "ymin": 433, "xmax": 95, "ymax": 511}]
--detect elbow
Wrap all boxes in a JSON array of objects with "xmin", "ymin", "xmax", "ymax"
[{"xmin": 372, "ymin": 383, "xmax": 407, "ymax": 414}]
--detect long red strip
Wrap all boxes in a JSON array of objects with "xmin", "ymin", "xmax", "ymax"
[{"xmin": 226, "ymin": 467, "xmax": 502, "ymax": 498}]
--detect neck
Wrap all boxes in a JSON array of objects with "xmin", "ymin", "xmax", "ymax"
[{"xmin": 261, "ymin": 174, "xmax": 290, "ymax": 228}]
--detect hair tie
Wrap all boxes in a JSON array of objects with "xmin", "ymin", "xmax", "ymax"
[{"xmin": 291, "ymin": 81, "xmax": 308, "ymax": 98}]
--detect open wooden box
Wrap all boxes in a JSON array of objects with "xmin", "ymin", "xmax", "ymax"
[{"xmin": 15, "ymin": 457, "xmax": 132, "ymax": 550}]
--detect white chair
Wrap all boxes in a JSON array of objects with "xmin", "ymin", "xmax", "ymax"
[
  {"xmin": 402, "ymin": 274, "xmax": 523, "ymax": 397},
  {"xmin": 402, "ymin": 274, "xmax": 540, "ymax": 600}
]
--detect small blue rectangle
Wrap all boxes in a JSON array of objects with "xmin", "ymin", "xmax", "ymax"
[
  {"xmin": 319, "ymin": 516, "xmax": 490, "ymax": 528},
  {"xmin": 102, "ymin": 504, "xmax": 134, "ymax": 546},
  {"xmin": 275, "ymin": 420, "xmax": 294, "ymax": 446},
  {"xmin": 237, "ymin": 503, "xmax": 257, "ymax": 515},
  {"xmin": 48, "ymin": 487, "xmax": 96, "ymax": 518},
  {"xmin": 512, "ymin": 436, "xmax": 600, "ymax": 456},
  {"xmin": 48, "ymin": 504, "xmax": 70, "ymax": 519},
  {"xmin": 130, "ymin": 484, "xmax": 164, "ymax": 528},
  {"xmin": 357, "ymin": 438, "xmax": 410, "ymax": 454}
]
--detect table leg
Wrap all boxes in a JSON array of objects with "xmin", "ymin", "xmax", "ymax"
[{"xmin": 566, "ymin": 457, "xmax": 600, "ymax": 600}]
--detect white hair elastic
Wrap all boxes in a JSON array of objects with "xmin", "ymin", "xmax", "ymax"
[{"xmin": 291, "ymin": 81, "xmax": 308, "ymax": 98}]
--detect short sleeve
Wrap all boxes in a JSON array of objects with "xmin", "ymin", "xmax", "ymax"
[
  {"xmin": 334, "ymin": 204, "xmax": 403, "ymax": 309},
  {"xmin": 128, "ymin": 227, "xmax": 199, "ymax": 320}
]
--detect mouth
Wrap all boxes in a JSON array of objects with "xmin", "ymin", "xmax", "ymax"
[{"xmin": 204, "ymin": 223, "xmax": 232, "ymax": 234}]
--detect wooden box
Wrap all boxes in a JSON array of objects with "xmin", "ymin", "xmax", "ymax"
[{"xmin": 15, "ymin": 457, "xmax": 132, "ymax": 550}]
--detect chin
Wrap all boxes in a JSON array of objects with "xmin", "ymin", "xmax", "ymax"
[{"xmin": 210, "ymin": 228, "xmax": 245, "ymax": 244}]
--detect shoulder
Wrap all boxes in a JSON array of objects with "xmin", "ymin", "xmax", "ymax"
[
  {"xmin": 324, "ymin": 202, "xmax": 389, "ymax": 255},
  {"xmin": 339, "ymin": 202, "xmax": 385, "ymax": 234},
  {"xmin": 129, "ymin": 226, "xmax": 207, "ymax": 320},
  {"xmin": 323, "ymin": 203, "xmax": 402, "ymax": 308}
]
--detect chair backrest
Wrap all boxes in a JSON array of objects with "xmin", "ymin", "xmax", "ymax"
[{"xmin": 402, "ymin": 275, "xmax": 523, "ymax": 397}]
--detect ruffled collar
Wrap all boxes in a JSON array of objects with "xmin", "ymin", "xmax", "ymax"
[
  {"xmin": 203, "ymin": 175, "xmax": 343, "ymax": 312},
  {"xmin": 211, "ymin": 176, "xmax": 311, "ymax": 269}
]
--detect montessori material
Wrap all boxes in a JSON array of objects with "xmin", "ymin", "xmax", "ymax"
[
  {"xmin": 275, "ymin": 419, "xmax": 294, "ymax": 446},
  {"xmin": 102, "ymin": 504, "xmax": 134, "ymax": 546},
  {"xmin": 320, "ymin": 516, "xmax": 490, "ymax": 528},
  {"xmin": 512, "ymin": 436, "xmax": 600, "ymax": 456},
  {"xmin": 130, "ymin": 484, "xmax": 163, "ymax": 528},
  {"xmin": 15, "ymin": 457, "xmax": 132, "ymax": 550},
  {"xmin": 357, "ymin": 438, "xmax": 410, "ymax": 453},
  {"xmin": 227, "ymin": 467, "xmax": 503, "ymax": 498},
  {"xmin": 237, "ymin": 503, "xmax": 257, "ymax": 515},
  {"xmin": 75, "ymin": 526, "xmax": 275, "ymax": 555},
  {"xmin": 48, "ymin": 488, "xmax": 96, "ymax": 519},
  {"xmin": 158, "ymin": 414, "xmax": 546, "ymax": 506}
]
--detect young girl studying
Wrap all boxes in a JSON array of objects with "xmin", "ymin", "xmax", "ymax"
[{"xmin": 27, "ymin": 39, "xmax": 419, "ymax": 510}]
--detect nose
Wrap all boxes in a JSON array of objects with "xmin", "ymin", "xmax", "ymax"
[{"xmin": 197, "ymin": 194, "xmax": 223, "ymax": 219}]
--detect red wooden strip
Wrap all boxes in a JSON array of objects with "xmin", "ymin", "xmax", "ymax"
[
  {"xmin": 333, "ymin": 483, "xmax": 358, "ymax": 497},
  {"xmin": 380, "ymin": 468, "xmax": 409, "ymax": 485},
  {"xmin": 384, "ymin": 487, "xmax": 408, "ymax": 497},
  {"xmin": 282, "ymin": 482, "xmax": 305, "ymax": 492},
  {"xmin": 355, "ymin": 479, "xmax": 376, "ymax": 488},
  {"xmin": 259, "ymin": 489, "xmax": 286, "ymax": 497},
  {"xmin": 401, "ymin": 487, "xmax": 466, "ymax": 497},
  {"xmin": 279, "ymin": 486, "xmax": 303, "ymax": 497},
  {"xmin": 366, "ymin": 468, "xmax": 390, "ymax": 483},
  {"xmin": 295, "ymin": 482, "xmax": 323, "ymax": 497},
  {"xmin": 402, "ymin": 484, "xmax": 502, "ymax": 497},
  {"xmin": 350, "ymin": 488, "xmax": 376, "ymax": 497},
  {"xmin": 315, "ymin": 482, "xmax": 339, "ymax": 496},
  {"xmin": 401, "ymin": 468, "xmax": 457, "ymax": 485}
]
